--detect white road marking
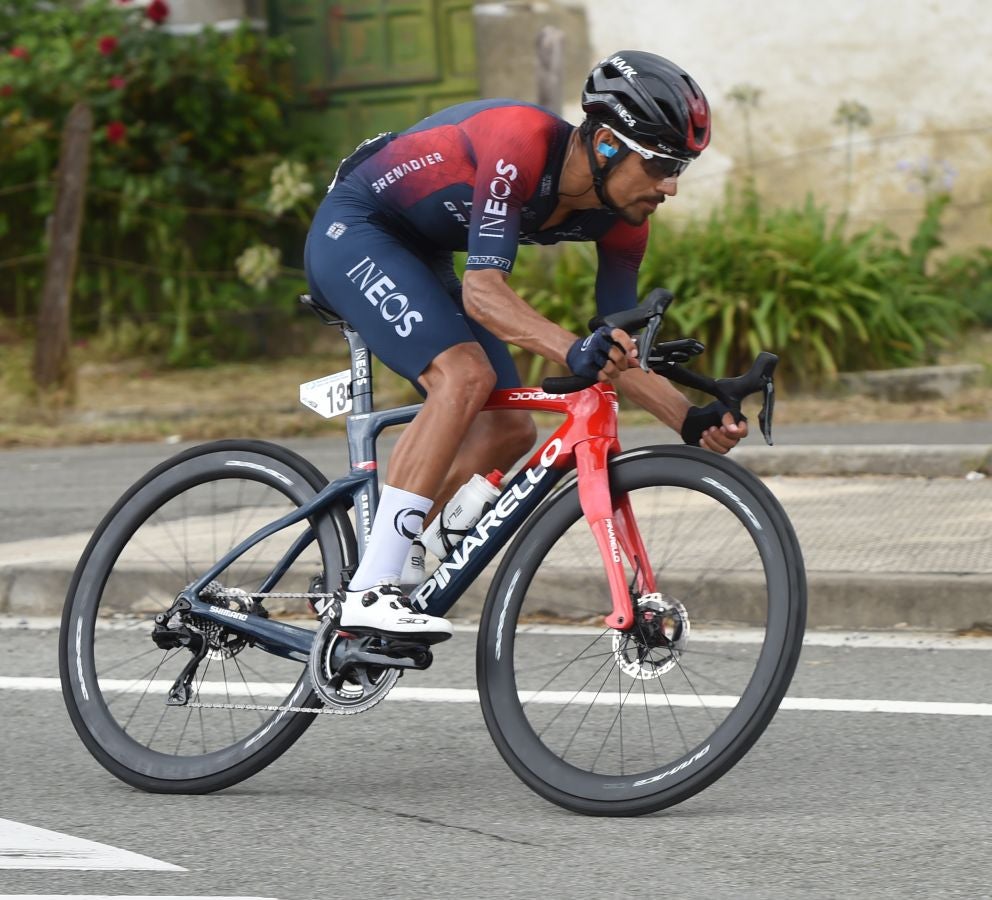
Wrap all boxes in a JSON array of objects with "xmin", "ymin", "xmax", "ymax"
[
  {"xmin": 0, "ymin": 818, "xmax": 184, "ymax": 871},
  {"xmin": 0, "ymin": 897, "xmax": 278, "ymax": 899},
  {"xmin": 3, "ymin": 676, "xmax": 990, "ymax": 717},
  {"xmin": 5, "ymin": 616, "xmax": 992, "ymax": 649}
]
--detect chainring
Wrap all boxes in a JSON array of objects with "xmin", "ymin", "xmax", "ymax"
[{"xmin": 307, "ymin": 617, "xmax": 400, "ymax": 715}]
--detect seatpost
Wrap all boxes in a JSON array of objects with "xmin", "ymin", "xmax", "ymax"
[{"xmin": 341, "ymin": 324, "xmax": 374, "ymax": 415}]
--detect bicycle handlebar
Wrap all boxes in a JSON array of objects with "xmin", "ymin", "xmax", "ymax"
[{"xmin": 540, "ymin": 288, "xmax": 779, "ymax": 445}]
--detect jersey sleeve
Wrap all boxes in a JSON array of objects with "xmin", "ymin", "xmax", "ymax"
[
  {"xmin": 594, "ymin": 219, "xmax": 649, "ymax": 315},
  {"xmin": 462, "ymin": 107, "xmax": 555, "ymax": 275}
]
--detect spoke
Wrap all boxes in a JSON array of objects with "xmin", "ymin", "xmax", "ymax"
[
  {"xmin": 638, "ymin": 671, "xmax": 658, "ymax": 765},
  {"xmin": 105, "ymin": 649, "xmax": 181, "ymax": 711},
  {"xmin": 674, "ymin": 658, "xmax": 750, "ymax": 696},
  {"xmin": 230, "ymin": 654, "xmax": 268, "ymax": 726},
  {"xmin": 117, "ymin": 649, "xmax": 177, "ymax": 735},
  {"xmin": 557, "ymin": 653, "xmax": 621, "ymax": 768},
  {"xmin": 650, "ymin": 671, "xmax": 691, "ymax": 755},
  {"xmin": 589, "ymin": 663, "xmax": 639, "ymax": 775},
  {"xmin": 671, "ymin": 654, "xmax": 720, "ymax": 727},
  {"xmin": 96, "ymin": 643, "xmax": 164, "ymax": 677},
  {"xmin": 533, "ymin": 644, "xmax": 616, "ymax": 746},
  {"xmin": 519, "ymin": 629, "xmax": 614, "ymax": 704},
  {"xmin": 513, "ymin": 647, "xmax": 618, "ymax": 677}
]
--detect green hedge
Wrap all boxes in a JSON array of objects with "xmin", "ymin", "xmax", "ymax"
[{"xmin": 513, "ymin": 187, "xmax": 976, "ymax": 386}]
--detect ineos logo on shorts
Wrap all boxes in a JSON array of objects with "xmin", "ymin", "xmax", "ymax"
[
  {"xmin": 479, "ymin": 158, "xmax": 518, "ymax": 240},
  {"xmin": 345, "ymin": 257, "xmax": 424, "ymax": 337}
]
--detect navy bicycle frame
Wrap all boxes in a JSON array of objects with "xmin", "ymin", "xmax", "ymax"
[{"xmin": 173, "ymin": 326, "xmax": 580, "ymax": 662}]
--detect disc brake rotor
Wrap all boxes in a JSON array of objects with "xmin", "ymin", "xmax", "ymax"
[{"xmin": 612, "ymin": 592, "xmax": 690, "ymax": 680}]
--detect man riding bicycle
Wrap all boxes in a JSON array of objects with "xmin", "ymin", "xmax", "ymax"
[{"xmin": 304, "ymin": 50, "xmax": 747, "ymax": 645}]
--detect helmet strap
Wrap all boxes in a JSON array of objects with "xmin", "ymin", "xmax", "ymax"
[{"xmin": 584, "ymin": 128, "xmax": 628, "ymax": 211}]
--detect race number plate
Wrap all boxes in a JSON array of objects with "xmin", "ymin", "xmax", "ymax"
[{"xmin": 299, "ymin": 370, "xmax": 352, "ymax": 418}]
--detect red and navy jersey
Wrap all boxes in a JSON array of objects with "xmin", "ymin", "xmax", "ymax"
[{"xmin": 338, "ymin": 99, "xmax": 648, "ymax": 314}]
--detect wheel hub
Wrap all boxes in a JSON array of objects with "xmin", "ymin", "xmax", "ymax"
[
  {"xmin": 612, "ymin": 592, "xmax": 690, "ymax": 680},
  {"xmin": 195, "ymin": 582, "xmax": 259, "ymax": 659}
]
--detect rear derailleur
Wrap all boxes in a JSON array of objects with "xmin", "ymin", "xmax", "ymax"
[{"xmin": 151, "ymin": 582, "xmax": 265, "ymax": 706}]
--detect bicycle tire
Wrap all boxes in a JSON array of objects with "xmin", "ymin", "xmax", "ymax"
[
  {"xmin": 477, "ymin": 445, "xmax": 806, "ymax": 816},
  {"xmin": 59, "ymin": 439, "xmax": 357, "ymax": 793}
]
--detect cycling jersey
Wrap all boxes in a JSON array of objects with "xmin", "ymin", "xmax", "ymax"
[{"xmin": 304, "ymin": 99, "xmax": 649, "ymax": 388}]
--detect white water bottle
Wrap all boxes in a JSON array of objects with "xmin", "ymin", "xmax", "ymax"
[{"xmin": 421, "ymin": 470, "xmax": 503, "ymax": 559}]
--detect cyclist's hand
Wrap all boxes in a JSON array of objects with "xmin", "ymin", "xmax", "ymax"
[
  {"xmin": 566, "ymin": 327, "xmax": 637, "ymax": 382},
  {"xmin": 681, "ymin": 402, "xmax": 748, "ymax": 453}
]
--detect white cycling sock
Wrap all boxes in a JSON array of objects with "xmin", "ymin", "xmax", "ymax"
[{"xmin": 349, "ymin": 485, "xmax": 433, "ymax": 591}]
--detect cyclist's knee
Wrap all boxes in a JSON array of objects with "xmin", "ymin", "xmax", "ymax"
[{"xmin": 419, "ymin": 343, "xmax": 497, "ymax": 407}]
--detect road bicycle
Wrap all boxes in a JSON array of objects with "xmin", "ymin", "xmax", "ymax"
[{"xmin": 59, "ymin": 289, "xmax": 806, "ymax": 816}]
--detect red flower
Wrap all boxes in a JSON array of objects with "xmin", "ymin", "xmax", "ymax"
[
  {"xmin": 1, "ymin": 85, "xmax": 13, "ymax": 97},
  {"xmin": 108, "ymin": 75, "xmax": 127, "ymax": 90},
  {"xmin": 98, "ymin": 36, "xmax": 119, "ymax": 56},
  {"xmin": 9, "ymin": 46, "xmax": 29, "ymax": 60},
  {"xmin": 146, "ymin": 0, "xmax": 169, "ymax": 24},
  {"xmin": 106, "ymin": 121, "xmax": 127, "ymax": 144}
]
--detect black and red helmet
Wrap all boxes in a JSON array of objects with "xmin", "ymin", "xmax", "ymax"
[{"xmin": 582, "ymin": 51, "xmax": 711, "ymax": 159}]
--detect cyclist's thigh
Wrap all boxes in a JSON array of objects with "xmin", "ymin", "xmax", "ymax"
[{"xmin": 306, "ymin": 196, "xmax": 479, "ymax": 387}]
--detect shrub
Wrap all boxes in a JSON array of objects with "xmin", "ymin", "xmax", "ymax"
[
  {"xmin": 509, "ymin": 186, "xmax": 973, "ymax": 387},
  {"xmin": 0, "ymin": 0, "xmax": 309, "ymax": 365}
]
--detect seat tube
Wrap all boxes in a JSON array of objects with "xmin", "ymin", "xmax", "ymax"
[{"xmin": 574, "ymin": 438, "xmax": 635, "ymax": 631}]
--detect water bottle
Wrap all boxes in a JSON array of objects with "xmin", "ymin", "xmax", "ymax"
[
  {"xmin": 399, "ymin": 539, "xmax": 426, "ymax": 589},
  {"xmin": 421, "ymin": 470, "xmax": 503, "ymax": 559}
]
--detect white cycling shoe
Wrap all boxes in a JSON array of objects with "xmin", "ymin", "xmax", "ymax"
[{"xmin": 319, "ymin": 582, "xmax": 452, "ymax": 645}]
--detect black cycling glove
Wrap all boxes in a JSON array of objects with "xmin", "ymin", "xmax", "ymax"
[
  {"xmin": 566, "ymin": 326, "xmax": 624, "ymax": 381},
  {"xmin": 681, "ymin": 401, "xmax": 746, "ymax": 446}
]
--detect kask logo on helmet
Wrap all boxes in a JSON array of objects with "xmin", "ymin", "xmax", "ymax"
[{"xmin": 607, "ymin": 55, "xmax": 638, "ymax": 81}]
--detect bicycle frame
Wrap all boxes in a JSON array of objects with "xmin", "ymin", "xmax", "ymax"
[{"xmin": 176, "ymin": 331, "xmax": 656, "ymax": 660}]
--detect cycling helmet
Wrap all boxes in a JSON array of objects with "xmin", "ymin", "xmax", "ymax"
[
  {"xmin": 582, "ymin": 51, "xmax": 711, "ymax": 158},
  {"xmin": 578, "ymin": 51, "xmax": 710, "ymax": 211}
]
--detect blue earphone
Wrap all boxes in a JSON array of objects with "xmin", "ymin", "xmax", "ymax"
[{"xmin": 597, "ymin": 142, "xmax": 618, "ymax": 158}]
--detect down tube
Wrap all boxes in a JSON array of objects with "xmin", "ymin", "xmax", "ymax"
[{"xmin": 409, "ymin": 463, "xmax": 569, "ymax": 618}]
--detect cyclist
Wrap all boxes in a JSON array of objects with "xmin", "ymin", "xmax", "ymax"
[{"xmin": 304, "ymin": 50, "xmax": 747, "ymax": 644}]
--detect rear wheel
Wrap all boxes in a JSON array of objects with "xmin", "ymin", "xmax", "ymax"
[
  {"xmin": 59, "ymin": 440, "xmax": 356, "ymax": 793},
  {"xmin": 477, "ymin": 446, "xmax": 806, "ymax": 816}
]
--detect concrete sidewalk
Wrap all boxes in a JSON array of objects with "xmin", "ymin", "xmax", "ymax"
[{"xmin": 2, "ymin": 472, "xmax": 990, "ymax": 632}]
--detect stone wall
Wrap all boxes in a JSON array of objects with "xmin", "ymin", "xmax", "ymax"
[{"xmin": 574, "ymin": 0, "xmax": 992, "ymax": 249}]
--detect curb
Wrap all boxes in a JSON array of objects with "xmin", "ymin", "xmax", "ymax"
[
  {"xmin": 730, "ymin": 444, "xmax": 991, "ymax": 478},
  {"xmin": 4, "ymin": 563, "xmax": 990, "ymax": 632}
]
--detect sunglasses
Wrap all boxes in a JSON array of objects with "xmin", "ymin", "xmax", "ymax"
[{"xmin": 603, "ymin": 125, "xmax": 692, "ymax": 179}]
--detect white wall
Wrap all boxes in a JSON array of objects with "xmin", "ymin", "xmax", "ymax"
[{"xmin": 574, "ymin": 0, "xmax": 992, "ymax": 247}]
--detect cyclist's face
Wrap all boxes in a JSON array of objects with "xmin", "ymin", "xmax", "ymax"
[{"xmin": 597, "ymin": 132, "xmax": 681, "ymax": 226}]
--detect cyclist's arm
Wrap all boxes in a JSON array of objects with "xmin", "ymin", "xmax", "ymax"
[
  {"xmin": 616, "ymin": 367, "xmax": 747, "ymax": 452},
  {"xmin": 463, "ymin": 269, "xmax": 634, "ymax": 379}
]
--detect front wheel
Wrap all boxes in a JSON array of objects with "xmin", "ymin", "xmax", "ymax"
[{"xmin": 477, "ymin": 446, "xmax": 806, "ymax": 816}]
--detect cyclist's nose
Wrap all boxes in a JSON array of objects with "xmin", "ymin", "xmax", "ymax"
[{"xmin": 657, "ymin": 176, "xmax": 678, "ymax": 196}]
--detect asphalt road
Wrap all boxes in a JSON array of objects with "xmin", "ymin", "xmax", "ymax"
[{"xmin": 2, "ymin": 623, "xmax": 990, "ymax": 899}]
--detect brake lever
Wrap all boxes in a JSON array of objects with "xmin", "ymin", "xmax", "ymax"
[
  {"xmin": 637, "ymin": 314, "xmax": 662, "ymax": 372},
  {"xmin": 758, "ymin": 377, "xmax": 775, "ymax": 446}
]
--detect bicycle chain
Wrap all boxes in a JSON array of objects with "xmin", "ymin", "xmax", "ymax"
[
  {"xmin": 188, "ymin": 699, "xmax": 338, "ymax": 715},
  {"xmin": 189, "ymin": 593, "xmax": 383, "ymax": 716}
]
